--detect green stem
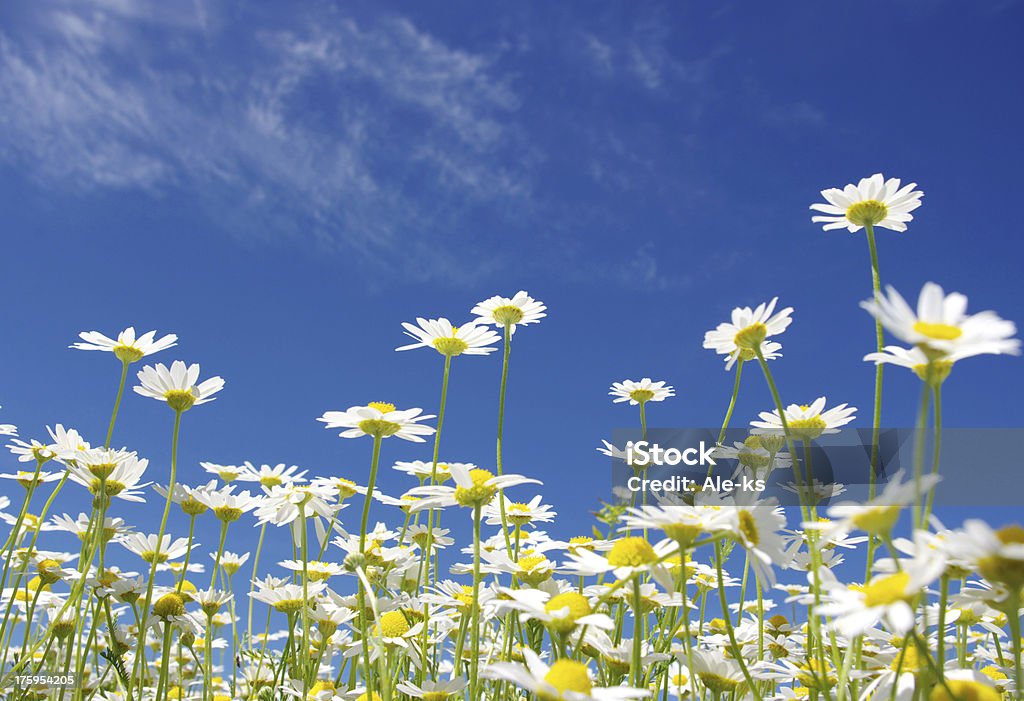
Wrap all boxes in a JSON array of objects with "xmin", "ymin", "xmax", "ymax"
[
  {"xmin": 922, "ymin": 384, "xmax": 943, "ymax": 528},
  {"xmin": 106, "ymin": 360, "xmax": 131, "ymax": 448},
  {"xmin": 130, "ymin": 409, "xmax": 183, "ymax": 697},
  {"xmin": 715, "ymin": 541, "xmax": 762, "ymax": 701},
  {"xmin": 468, "ymin": 505, "xmax": 483, "ymax": 700}
]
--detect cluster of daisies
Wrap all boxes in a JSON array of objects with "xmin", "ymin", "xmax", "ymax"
[{"xmin": 0, "ymin": 177, "xmax": 1022, "ymax": 701}]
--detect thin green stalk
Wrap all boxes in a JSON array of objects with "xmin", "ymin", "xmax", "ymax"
[
  {"xmin": 106, "ymin": 360, "xmax": 131, "ymax": 448},
  {"xmin": 922, "ymin": 384, "xmax": 943, "ymax": 528},
  {"xmin": 468, "ymin": 505, "xmax": 484, "ymax": 700},
  {"xmin": 129, "ymin": 409, "xmax": 183, "ymax": 697}
]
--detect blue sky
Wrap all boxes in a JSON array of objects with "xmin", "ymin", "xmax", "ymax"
[{"xmin": 0, "ymin": 1, "xmax": 1022, "ymax": 562}]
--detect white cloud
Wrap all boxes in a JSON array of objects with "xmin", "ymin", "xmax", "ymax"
[{"xmin": 0, "ymin": 2, "xmax": 530, "ymax": 281}]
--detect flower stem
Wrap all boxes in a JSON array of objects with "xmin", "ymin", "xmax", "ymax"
[
  {"xmin": 468, "ymin": 504, "xmax": 483, "ymax": 700},
  {"xmin": 106, "ymin": 360, "xmax": 131, "ymax": 448}
]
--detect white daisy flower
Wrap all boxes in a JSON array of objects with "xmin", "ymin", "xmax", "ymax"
[
  {"xmin": 71, "ymin": 326, "xmax": 178, "ymax": 363},
  {"xmin": 201, "ymin": 462, "xmax": 244, "ymax": 483},
  {"xmin": 134, "ymin": 360, "xmax": 225, "ymax": 411},
  {"xmin": 396, "ymin": 677, "xmax": 467, "ymax": 700},
  {"xmin": 750, "ymin": 396, "xmax": 856, "ymax": 441},
  {"xmin": 703, "ymin": 298, "xmax": 792, "ymax": 369},
  {"xmin": 484, "ymin": 648, "xmax": 648, "ymax": 700},
  {"xmin": 471, "ymin": 290, "xmax": 547, "ymax": 333},
  {"xmin": 609, "ymin": 378, "xmax": 675, "ymax": 405},
  {"xmin": 495, "ymin": 585, "xmax": 613, "ymax": 634},
  {"xmin": 826, "ymin": 469, "xmax": 939, "ymax": 537},
  {"xmin": 816, "ymin": 554, "xmax": 941, "ymax": 636},
  {"xmin": 117, "ymin": 533, "xmax": 192, "ymax": 564},
  {"xmin": 402, "ymin": 463, "xmax": 540, "ymax": 511},
  {"xmin": 239, "ymin": 461, "xmax": 308, "ymax": 488},
  {"xmin": 396, "ymin": 317, "xmax": 501, "ymax": 356},
  {"xmin": 484, "ymin": 495, "xmax": 556, "ymax": 526},
  {"xmin": 861, "ymin": 282, "xmax": 1020, "ymax": 360},
  {"xmin": 810, "ymin": 173, "xmax": 923, "ymax": 233},
  {"xmin": 945, "ymin": 519, "xmax": 1024, "ymax": 589},
  {"xmin": 318, "ymin": 403, "xmax": 436, "ymax": 442}
]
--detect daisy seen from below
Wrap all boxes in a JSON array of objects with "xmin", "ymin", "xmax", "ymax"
[
  {"xmin": 484, "ymin": 648, "xmax": 649, "ymax": 700},
  {"xmin": 395, "ymin": 317, "xmax": 501, "ymax": 356},
  {"xmin": 810, "ymin": 173, "xmax": 923, "ymax": 233},
  {"xmin": 751, "ymin": 396, "xmax": 856, "ymax": 441},
  {"xmin": 703, "ymin": 298, "xmax": 792, "ymax": 369},
  {"xmin": 861, "ymin": 282, "xmax": 1020, "ymax": 361},
  {"xmin": 134, "ymin": 360, "xmax": 225, "ymax": 412},
  {"xmin": 318, "ymin": 403, "xmax": 436, "ymax": 442},
  {"xmin": 71, "ymin": 326, "xmax": 178, "ymax": 363},
  {"xmin": 609, "ymin": 378, "xmax": 675, "ymax": 406},
  {"xmin": 471, "ymin": 290, "xmax": 547, "ymax": 333}
]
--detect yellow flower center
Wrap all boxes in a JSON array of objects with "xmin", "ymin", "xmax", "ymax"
[
  {"xmin": 164, "ymin": 389, "xmax": 196, "ymax": 412},
  {"xmin": 454, "ymin": 585, "xmax": 474, "ymax": 609},
  {"xmin": 542, "ymin": 659, "xmax": 592, "ymax": 697},
  {"xmin": 859, "ymin": 572, "xmax": 910, "ymax": 608},
  {"xmin": 307, "ymin": 680, "xmax": 335, "ymax": 699},
  {"xmin": 153, "ymin": 593, "xmax": 185, "ymax": 618},
  {"xmin": 113, "ymin": 344, "xmax": 145, "ymax": 364},
  {"xmin": 738, "ymin": 511, "xmax": 760, "ymax": 546},
  {"xmin": 356, "ymin": 693, "xmax": 383, "ymax": 701},
  {"xmin": 913, "ymin": 321, "xmax": 963, "ymax": 341},
  {"xmin": 978, "ymin": 524, "xmax": 1024, "ymax": 587},
  {"xmin": 567, "ymin": 536, "xmax": 594, "ymax": 554},
  {"xmin": 357, "ymin": 418, "xmax": 402, "ymax": 438},
  {"xmin": 929, "ymin": 679, "xmax": 1001, "ymax": 701},
  {"xmin": 508, "ymin": 502, "xmax": 533, "ymax": 525},
  {"xmin": 377, "ymin": 610, "xmax": 410, "ymax": 638},
  {"xmin": 432, "ymin": 331, "xmax": 470, "ymax": 357},
  {"xmin": 544, "ymin": 592, "xmax": 591, "ymax": 633},
  {"xmin": 845, "ymin": 199, "xmax": 888, "ymax": 227},
  {"xmin": 214, "ymin": 506, "xmax": 243, "ymax": 522},
  {"xmin": 698, "ymin": 672, "xmax": 739, "ymax": 695},
  {"xmin": 368, "ymin": 401, "xmax": 395, "ymax": 413},
  {"xmin": 454, "ymin": 469, "xmax": 497, "ymax": 507},
  {"xmin": 181, "ymin": 496, "xmax": 208, "ymax": 516},
  {"xmin": 663, "ymin": 523, "xmax": 702, "ymax": 547},
  {"xmin": 491, "ymin": 305, "xmax": 524, "ymax": 326},
  {"xmin": 629, "ymin": 388, "xmax": 656, "ymax": 403},
  {"xmin": 422, "ymin": 693, "xmax": 451, "ymax": 701},
  {"xmin": 851, "ymin": 505, "xmax": 901, "ymax": 536},
  {"xmin": 607, "ymin": 537, "xmax": 657, "ymax": 567},
  {"xmin": 787, "ymin": 416, "xmax": 828, "ymax": 440},
  {"xmin": 734, "ymin": 322, "xmax": 767, "ymax": 351}
]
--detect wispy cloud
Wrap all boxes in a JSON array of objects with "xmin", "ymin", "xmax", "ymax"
[{"xmin": 0, "ymin": 2, "xmax": 531, "ymax": 281}]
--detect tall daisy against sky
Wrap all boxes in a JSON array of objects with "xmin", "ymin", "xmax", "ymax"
[
  {"xmin": 317, "ymin": 400, "xmax": 434, "ymax": 695},
  {"xmin": 468, "ymin": 290, "xmax": 546, "ymax": 563},
  {"xmin": 811, "ymin": 173, "xmax": 923, "ymax": 505},
  {"xmin": 129, "ymin": 357, "xmax": 223, "ymax": 695},
  {"xmin": 862, "ymin": 281, "xmax": 1019, "ymax": 525},
  {"xmin": 704, "ymin": 297, "xmax": 792, "ymax": 446},
  {"xmin": 72, "ymin": 326, "xmax": 178, "ymax": 447},
  {"xmin": 395, "ymin": 315, "xmax": 500, "ymax": 621}
]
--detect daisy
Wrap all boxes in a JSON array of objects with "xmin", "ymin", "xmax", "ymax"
[
  {"xmin": 483, "ymin": 648, "xmax": 648, "ymax": 700},
  {"xmin": 620, "ymin": 504, "xmax": 729, "ymax": 548},
  {"xmin": 68, "ymin": 450, "xmax": 151, "ymax": 503},
  {"xmin": 562, "ymin": 536, "xmax": 675, "ymax": 582},
  {"xmin": 750, "ymin": 396, "xmax": 856, "ymax": 441},
  {"xmin": 279, "ymin": 559, "xmax": 345, "ymax": 581},
  {"xmin": 609, "ymin": 378, "xmax": 675, "ymax": 405},
  {"xmin": 861, "ymin": 282, "xmax": 1019, "ymax": 360},
  {"xmin": 71, "ymin": 326, "xmax": 178, "ymax": 363},
  {"xmin": 471, "ymin": 290, "xmax": 547, "ymax": 334},
  {"xmin": 396, "ymin": 678, "xmax": 467, "ymax": 700},
  {"xmin": 197, "ymin": 486, "xmax": 262, "ymax": 523},
  {"xmin": 497, "ymin": 585, "xmax": 613, "ymax": 634},
  {"xmin": 134, "ymin": 361, "xmax": 225, "ymax": 411},
  {"xmin": 396, "ymin": 317, "xmax": 501, "ymax": 356},
  {"xmin": 7, "ymin": 437, "xmax": 56, "ymax": 464},
  {"xmin": 816, "ymin": 556, "xmax": 941, "ymax": 636},
  {"xmin": 318, "ymin": 403, "xmax": 436, "ymax": 442},
  {"xmin": 863, "ymin": 345, "xmax": 960, "ymax": 385},
  {"xmin": 239, "ymin": 462, "xmax": 308, "ymax": 488},
  {"xmin": 255, "ymin": 483, "xmax": 339, "ymax": 527},
  {"xmin": 699, "ymin": 490, "xmax": 790, "ymax": 585},
  {"xmin": 249, "ymin": 580, "xmax": 326, "ymax": 614},
  {"xmin": 945, "ymin": 520, "xmax": 1024, "ymax": 589},
  {"xmin": 703, "ymin": 298, "xmax": 792, "ymax": 369},
  {"xmin": 392, "ymin": 460, "xmax": 456, "ymax": 483},
  {"xmin": 402, "ymin": 464, "xmax": 540, "ymax": 511},
  {"xmin": 46, "ymin": 424, "xmax": 90, "ymax": 462},
  {"xmin": 826, "ymin": 469, "xmax": 939, "ymax": 537},
  {"xmin": 117, "ymin": 533, "xmax": 192, "ymax": 564},
  {"xmin": 810, "ymin": 173, "xmax": 923, "ymax": 233},
  {"xmin": 484, "ymin": 495, "xmax": 556, "ymax": 526},
  {"xmin": 0, "ymin": 468, "xmax": 62, "ymax": 489},
  {"xmin": 683, "ymin": 648, "xmax": 748, "ymax": 695},
  {"xmin": 201, "ymin": 462, "xmax": 244, "ymax": 483}
]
